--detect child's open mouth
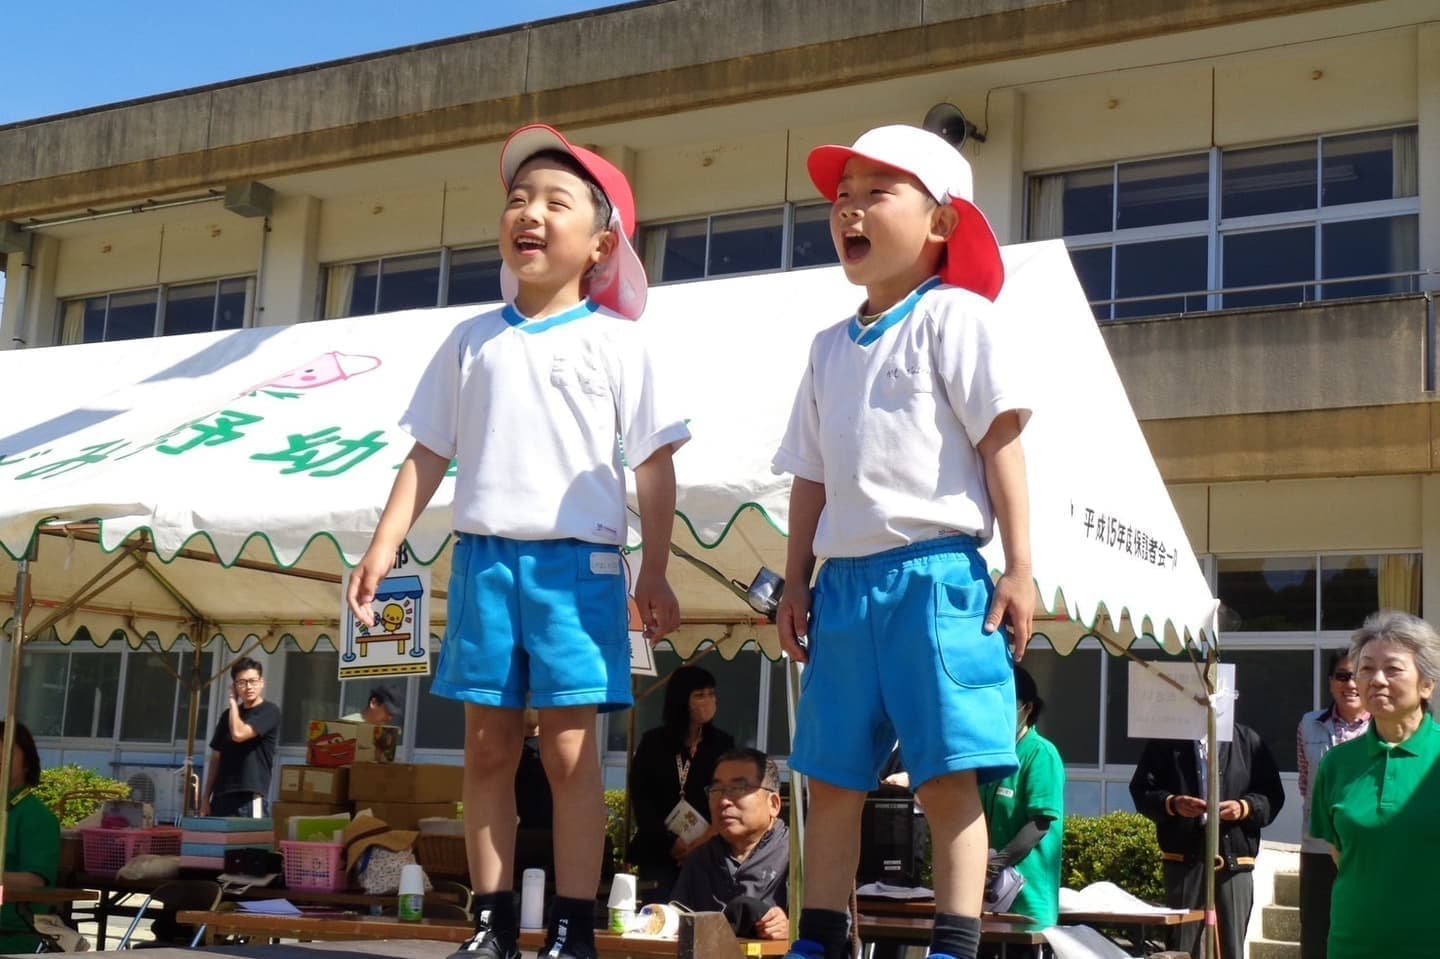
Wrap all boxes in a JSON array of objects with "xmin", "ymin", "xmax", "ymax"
[
  {"xmin": 514, "ymin": 235, "xmax": 546, "ymax": 254},
  {"xmin": 843, "ymin": 235, "xmax": 870, "ymax": 261}
]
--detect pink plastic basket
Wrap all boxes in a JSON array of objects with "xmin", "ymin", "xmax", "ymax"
[
  {"xmin": 80, "ymin": 827, "xmax": 183, "ymax": 877},
  {"xmin": 280, "ymin": 840, "xmax": 347, "ymax": 891}
]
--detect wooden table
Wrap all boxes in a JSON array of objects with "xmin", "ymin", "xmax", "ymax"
[
  {"xmin": 858, "ymin": 907, "xmax": 1205, "ymax": 958},
  {"xmin": 857, "ymin": 913, "xmax": 1046, "ymax": 957},
  {"xmin": 74, "ymin": 873, "xmax": 463, "ymax": 949},
  {"xmin": 3, "ymin": 886, "xmax": 98, "ymax": 951},
  {"xmin": 181, "ymin": 910, "xmax": 791, "ymax": 959}
]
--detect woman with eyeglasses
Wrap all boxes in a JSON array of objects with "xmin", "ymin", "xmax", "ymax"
[
  {"xmin": 1294, "ymin": 648, "xmax": 1369, "ymax": 959},
  {"xmin": 626, "ymin": 665, "xmax": 735, "ymax": 902},
  {"xmin": 1309, "ymin": 611, "xmax": 1440, "ymax": 959}
]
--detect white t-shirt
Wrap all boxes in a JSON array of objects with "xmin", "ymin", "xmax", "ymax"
[
  {"xmin": 772, "ymin": 279, "xmax": 1031, "ymax": 559},
  {"xmin": 402, "ymin": 300, "xmax": 690, "ymax": 545}
]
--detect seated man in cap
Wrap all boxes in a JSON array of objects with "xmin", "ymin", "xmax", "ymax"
[
  {"xmin": 670, "ymin": 748, "xmax": 789, "ymax": 940},
  {"xmin": 343, "ymin": 685, "xmax": 403, "ymax": 726}
]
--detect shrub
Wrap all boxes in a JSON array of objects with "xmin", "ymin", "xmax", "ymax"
[
  {"xmin": 34, "ymin": 765, "xmax": 132, "ymax": 828},
  {"xmin": 1061, "ymin": 812, "xmax": 1164, "ymax": 904},
  {"xmin": 604, "ymin": 789, "xmax": 628, "ymax": 869}
]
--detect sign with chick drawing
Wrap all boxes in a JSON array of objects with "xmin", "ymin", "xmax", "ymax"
[{"xmin": 340, "ymin": 565, "xmax": 432, "ymax": 680}]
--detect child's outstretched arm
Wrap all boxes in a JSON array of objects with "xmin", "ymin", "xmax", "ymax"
[
  {"xmin": 776, "ymin": 477, "xmax": 825, "ymax": 663},
  {"xmin": 977, "ymin": 410, "xmax": 1034, "ymax": 659},
  {"xmin": 633, "ymin": 445, "xmax": 681, "ymax": 642},
  {"xmin": 346, "ymin": 441, "xmax": 451, "ymax": 626}
]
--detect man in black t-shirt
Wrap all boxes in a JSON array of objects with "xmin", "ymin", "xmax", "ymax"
[{"xmin": 201, "ymin": 657, "xmax": 281, "ymax": 817}]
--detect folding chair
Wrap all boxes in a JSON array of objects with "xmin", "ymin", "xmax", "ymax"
[
  {"xmin": 429, "ymin": 879, "xmax": 474, "ymax": 919},
  {"xmin": 114, "ymin": 879, "xmax": 222, "ymax": 949}
]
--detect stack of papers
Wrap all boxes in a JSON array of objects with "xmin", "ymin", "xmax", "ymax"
[
  {"xmin": 236, "ymin": 900, "xmax": 302, "ymax": 917},
  {"xmin": 1058, "ymin": 882, "xmax": 1188, "ymax": 916}
]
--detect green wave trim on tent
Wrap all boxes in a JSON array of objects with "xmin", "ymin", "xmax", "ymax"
[{"xmin": 2, "ymin": 517, "xmax": 455, "ymax": 571}]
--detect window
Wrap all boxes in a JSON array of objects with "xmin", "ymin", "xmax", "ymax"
[
  {"xmin": 1102, "ymin": 647, "xmax": 1311, "ymax": 771},
  {"xmin": 1028, "ymin": 126, "xmax": 1420, "ymax": 319},
  {"xmin": 279, "ymin": 648, "xmax": 340, "ymax": 746},
  {"xmin": 18, "ymin": 647, "xmax": 122, "ymax": 739},
  {"xmin": 605, "ymin": 649, "xmax": 783, "ymax": 760},
  {"xmin": 323, "ymin": 246, "xmax": 502, "ymax": 319},
  {"xmin": 1216, "ymin": 552, "xmax": 1421, "ymax": 632},
  {"xmin": 415, "ymin": 651, "xmax": 466, "ymax": 750},
  {"xmin": 119, "ymin": 650, "xmax": 215, "ymax": 743},
  {"xmin": 639, "ymin": 202, "xmax": 838, "ymax": 284},
  {"xmin": 59, "ymin": 278, "xmax": 255, "ymax": 344},
  {"xmin": 1020, "ymin": 644, "xmax": 1102, "ymax": 766}
]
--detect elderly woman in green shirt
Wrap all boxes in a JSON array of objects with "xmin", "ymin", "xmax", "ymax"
[
  {"xmin": 1310, "ymin": 610, "xmax": 1440, "ymax": 959},
  {"xmin": 0, "ymin": 721, "xmax": 61, "ymax": 953}
]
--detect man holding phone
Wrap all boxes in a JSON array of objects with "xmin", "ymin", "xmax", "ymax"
[{"xmin": 201, "ymin": 657, "xmax": 281, "ymax": 817}]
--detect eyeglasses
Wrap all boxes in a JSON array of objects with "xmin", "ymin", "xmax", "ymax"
[
  {"xmin": 704, "ymin": 782, "xmax": 774, "ymax": 801},
  {"xmin": 1331, "ymin": 671, "xmax": 1355, "ymax": 683},
  {"xmin": 234, "ymin": 678, "xmax": 263, "ymax": 688}
]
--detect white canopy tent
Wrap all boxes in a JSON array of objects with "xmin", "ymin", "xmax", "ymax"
[
  {"xmin": 3, "ymin": 241, "xmax": 1216, "ymax": 656},
  {"xmin": 3, "ymin": 242, "xmax": 1223, "ymax": 946}
]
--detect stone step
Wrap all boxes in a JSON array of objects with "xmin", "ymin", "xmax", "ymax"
[
  {"xmin": 1273, "ymin": 869, "xmax": 1300, "ymax": 908},
  {"xmin": 1262, "ymin": 904, "xmax": 1301, "ymax": 943},
  {"xmin": 1250, "ymin": 938, "xmax": 1301, "ymax": 959}
]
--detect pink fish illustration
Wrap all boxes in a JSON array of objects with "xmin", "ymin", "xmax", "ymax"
[{"xmin": 259, "ymin": 352, "xmax": 381, "ymax": 390}]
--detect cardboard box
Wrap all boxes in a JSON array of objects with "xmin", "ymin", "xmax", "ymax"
[
  {"xmin": 270, "ymin": 801, "xmax": 351, "ymax": 846},
  {"xmin": 348, "ymin": 762, "xmax": 463, "ymax": 804},
  {"xmin": 306, "ymin": 720, "xmax": 399, "ymax": 766},
  {"xmin": 361, "ymin": 801, "xmax": 460, "ymax": 832},
  {"xmin": 278, "ymin": 764, "xmax": 351, "ymax": 804}
]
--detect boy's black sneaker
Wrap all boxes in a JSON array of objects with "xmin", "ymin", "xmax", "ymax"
[
  {"xmin": 446, "ymin": 925, "xmax": 519, "ymax": 959},
  {"xmin": 540, "ymin": 938, "xmax": 598, "ymax": 959}
]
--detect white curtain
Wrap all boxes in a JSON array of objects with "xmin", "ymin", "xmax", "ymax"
[
  {"xmin": 323, "ymin": 264, "xmax": 357, "ymax": 320},
  {"xmin": 1393, "ymin": 128, "xmax": 1419, "ymax": 198},
  {"xmin": 640, "ymin": 226, "xmax": 668, "ymax": 281},
  {"xmin": 1028, "ymin": 175, "xmax": 1065, "ymax": 241},
  {"xmin": 60, "ymin": 300, "xmax": 88, "ymax": 345}
]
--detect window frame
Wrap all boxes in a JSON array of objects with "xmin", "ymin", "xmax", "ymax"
[
  {"xmin": 322, "ymin": 243, "xmax": 503, "ymax": 318},
  {"xmin": 58, "ymin": 275, "xmax": 257, "ymax": 344},
  {"xmin": 1027, "ymin": 125, "xmax": 1421, "ymax": 320},
  {"xmin": 638, "ymin": 200, "xmax": 837, "ymax": 286}
]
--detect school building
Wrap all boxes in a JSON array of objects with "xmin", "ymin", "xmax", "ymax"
[{"xmin": 1, "ymin": 0, "xmax": 1437, "ymax": 839}]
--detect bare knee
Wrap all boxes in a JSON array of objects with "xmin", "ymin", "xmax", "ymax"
[
  {"xmin": 916, "ymin": 770, "xmax": 981, "ymax": 828},
  {"xmin": 538, "ymin": 707, "xmax": 599, "ymax": 785},
  {"xmin": 464, "ymin": 707, "xmax": 524, "ymax": 778}
]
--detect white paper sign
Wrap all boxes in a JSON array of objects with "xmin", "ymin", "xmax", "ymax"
[
  {"xmin": 623, "ymin": 552, "xmax": 658, "ymax": 676},
  {"xmin": 340, "ymin": 561, "xmax": 433, "ymax": 680},
  {"xmin": 1126, "ymin": 661, "xmax": 1235, "ymax": 743}
]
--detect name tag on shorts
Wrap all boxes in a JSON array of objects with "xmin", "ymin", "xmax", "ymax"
[{"xmin": 590, "ymin": 552, "xmax": 621, "ymax": 575}]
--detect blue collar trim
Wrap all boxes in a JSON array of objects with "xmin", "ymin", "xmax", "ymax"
[
  {"xmin": 503, "ymin": 299, "xmax": 600, "ymax": 334},
  {"xmin": 847, "ymin": 276, "xmax": 943, "ymax": 347}
]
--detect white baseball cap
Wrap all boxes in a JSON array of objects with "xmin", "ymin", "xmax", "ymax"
[{"xmin": 808, "ymin": 125, "xmax": 1005, "ymax": 301}]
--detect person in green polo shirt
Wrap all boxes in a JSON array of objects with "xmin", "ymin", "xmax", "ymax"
[
  {"xmin": 979, "ymin": 665, "xmax": 1064, "ymax": 946},
  {"xmin": 0, "ymin": 721, "xmax": 61, "ymax": 954},
  {"xmin": 1310, "ymin": 609, "xmax": 1440, "ymax": 959}
]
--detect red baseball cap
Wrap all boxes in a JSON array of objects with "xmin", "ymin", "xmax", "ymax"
[
  {"xmin": 808, "ymin": 125, "xmax": 1005, "ymax": 302},
  {"xmin": 499, "ymin": 124, "xmax": 648, "ymax": 320}
]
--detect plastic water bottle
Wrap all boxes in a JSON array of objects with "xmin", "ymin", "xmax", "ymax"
[
  {"xmin": 398, "ymin": 863, "xmax": 425, "ymax": 922},
  {"xmin": 521, "ymin": 868, "xmax": 546, "ymax": 930}
]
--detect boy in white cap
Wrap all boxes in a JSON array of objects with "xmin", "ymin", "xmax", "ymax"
[
  {"xmin": 348, "ymin": 124, "xmax": 689, "ymax": 959},
  {"xmin": 772, "ymin": 125, "xmax": 1035, "ymax": 959}
]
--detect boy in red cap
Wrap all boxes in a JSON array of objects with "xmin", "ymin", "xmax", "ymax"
[
  {"xmin": 772, "ymin": 125, "xmax": 1035, "ymax": 959},
  {"xmin": 348, "ymin": 124, "xmax": 689, "ymax": 959}
]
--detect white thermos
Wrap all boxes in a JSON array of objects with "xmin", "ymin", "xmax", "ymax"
[{"xmin": 520, "ymin": 867, "xmax": 546, "ymax": 930}]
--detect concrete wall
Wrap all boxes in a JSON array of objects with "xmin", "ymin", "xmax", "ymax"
[{"xmin": 1102, "ymin": 297, "xmax": 1431, "ymax": 421}]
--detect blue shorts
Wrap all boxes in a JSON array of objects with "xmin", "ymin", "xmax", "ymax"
[
  {"xmin": 790, "ymin": 537, "xmax": 1018, "ymax": 791},
  {"xmin": 431, "ymin": 534, "xmax": 632, "ymax": 713}
]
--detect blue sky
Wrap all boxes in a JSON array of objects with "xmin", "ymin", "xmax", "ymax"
[{"xmin": 1, "ymin": 0, "xmax": 623, "ymax": 313}]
